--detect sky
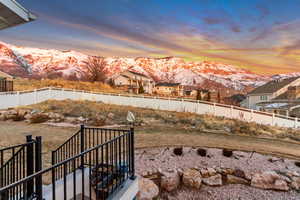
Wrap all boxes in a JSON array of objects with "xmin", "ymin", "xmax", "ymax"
[{"xmin": 1, "ymin": 0, "xmax": 300, "ymax": 74}]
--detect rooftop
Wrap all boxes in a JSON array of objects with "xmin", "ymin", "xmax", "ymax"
[
  {"xmin": 0, "ymin": 0, "xmax": 36, "ymax": 30},
  {"xmin": 127, "ymin": 70, "xmax": 150, "ymax": 79},
  {"xmin": 248, "ymin": 77, "xmax": 300, "ymax": 95},
  {"xmin": 156, "ymin": 82, "xmax": 180, "ymax": 87}
]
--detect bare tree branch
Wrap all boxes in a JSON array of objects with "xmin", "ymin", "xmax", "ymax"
[{"xmin": 83, "ymin": 57, "xmax": 107, "ymax": 82}]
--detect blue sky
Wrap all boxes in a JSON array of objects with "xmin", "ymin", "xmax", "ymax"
[{"xmin": 1, "ymin": 0, "xmax": 300, "ymax": 74}]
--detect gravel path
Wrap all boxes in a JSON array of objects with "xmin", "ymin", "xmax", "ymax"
[
  {"xmin": 135, "ymin": 147, "xmax": 300, "ymax": 200},
  {"xmin": 162, "ymin": 185, "xmax": 299, "ymax": 200}
]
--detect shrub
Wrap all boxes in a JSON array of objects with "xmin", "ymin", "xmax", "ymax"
[{"xmin": 29, "ymin": 113, "xmax": 49, "ymax": 123}]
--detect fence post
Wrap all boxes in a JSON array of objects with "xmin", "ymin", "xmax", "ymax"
[
  {"xmin": 26, "ymin": 135, "xmax": 34, "ymax": 199},
  {"xmin": 80, "ymin": 124, "xmax": 85, "ymax": 168},
  {"xmin": 17, "ymin": 91, "xmax": 20, "ymax": 106},
  {"xmin": 35, "ymin": 136, "xmax": 43, "ymax": 200},
  {"xmin": 130, "ymin": 127, "xmax": 135, "ymax": 179},
  {"xmin": 34, "ymin": 89, "xmax": 38, "ymax": 104},
  {"xmin": 230, "ymin": 106, "xmax": 233, "ymax": 118},
  {"xmin": 49, "ymin": 87, "xmax": 52, "ymax": 99},
  {"xmin": 295, "ymin": 118, "xmax": 298, "ymax": 128},
  {"xmin": 213, "ymin": 103, "xmax": 216, "ymax": 115},
  {"xmin": 272, "ymin": 113, "xmax": 275, "ymax": 126}
]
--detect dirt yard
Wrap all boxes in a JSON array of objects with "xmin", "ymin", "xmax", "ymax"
[{"xmin": 1, "ymin": 121, "xmax": 300, "ymax": 170}]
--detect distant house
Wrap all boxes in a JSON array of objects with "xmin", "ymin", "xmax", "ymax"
[
  {"xmin": 183, "ymin": 85, "xmax": 198, "ymax": 97},
  {"xmin": 154, "ymin": 82, "xmax": 183, "ymax": 96},
  {"xmin": 113, "ymin": 70, "xmax": 154, "ymax": 94},
  {"xmin": 0, "ymin": 70, "xmax": 14, "ymax": 80},
  {"xmin": 242, "ymin": 77, "xmax": 300, "ymax": 110}
]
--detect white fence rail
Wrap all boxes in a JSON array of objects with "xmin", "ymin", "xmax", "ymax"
[{"xmin": 0, "ymin": 87, "xmax": 299, "ymax": 129}]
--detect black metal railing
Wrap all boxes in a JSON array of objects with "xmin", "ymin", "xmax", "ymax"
[
  {"xmin": 0, "ymin": 136, "xmax": 42, "ymax": 199},
  {"xmin": 0, "ymin": 79, "xmax": 13, "ymax": 92},
  {"xmin": 0, "ymin": 127, "xmax": 135, "ymax": 200},
  {"xmin": 52, "ymin": 125, "xmax": 132, "ymax": 180}
]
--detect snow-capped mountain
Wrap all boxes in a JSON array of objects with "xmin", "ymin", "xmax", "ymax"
[{"xmin": 0, "ymin": 41, "xmax": 295, "ymax": 94}]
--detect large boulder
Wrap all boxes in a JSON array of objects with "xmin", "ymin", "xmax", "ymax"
[
  {"xmin": 227, "ymin": 175, "xmax": 249, "ymax": 185},
  {"xmin": 251, "ymin": 171, "xmax": 289, "ymax": 191},
  {"xmin": 202, "ymin": 174, "xmax": 222, "ymax": 186},
  {"xmin": 138, "ymin": 178, "xmax": 159, "ymax": 200},
  {"xmin": 182, "ymin": 169, "xmax": 202, "ymax": 189},
  {"xmin": 161, "ymin": 171, "xmax": 180, "ymax": 192}
]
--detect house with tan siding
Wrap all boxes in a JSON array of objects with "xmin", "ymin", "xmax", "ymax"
[{"xmin": 242, "ymin": 77, "xmax": 300, "ymax": 110}]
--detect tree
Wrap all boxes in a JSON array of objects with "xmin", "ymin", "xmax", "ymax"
[
  {"xmin": 138, "ymin": 81, "xmax": 145, "ymax": 94},
  {"xmin": 83, "ymin": 57, "xmax": 107, "ymax": 82},
  {"xmin": 207, "ymin": 91, "xmax": 211, "ymax": 102},
  {"xmin": 196, "ymin": 90, "xmax": 202, "ymax": 101},
  {"xmin": 217, "ymin": 91, "xmax": 221, "ymax": 103}
]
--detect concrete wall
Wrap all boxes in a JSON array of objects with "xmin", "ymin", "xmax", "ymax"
[{"xmin": 0, "ymin": 87, "xmax": 299, "ymax": 128}]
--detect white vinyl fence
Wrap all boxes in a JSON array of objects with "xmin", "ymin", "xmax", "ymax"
[{"xmin": 0, "ymin": 87, "xmax": 299, "ymax": 129}]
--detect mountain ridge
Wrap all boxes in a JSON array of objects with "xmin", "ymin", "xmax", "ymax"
[{"xmin": 0, "ymin": 41, "xmax": 298, "ymax": 94}]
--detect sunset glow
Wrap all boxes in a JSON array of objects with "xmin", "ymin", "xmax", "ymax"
[{"xmin": 1, "ymin": 0, "xmax": 300, "ymax": 74}]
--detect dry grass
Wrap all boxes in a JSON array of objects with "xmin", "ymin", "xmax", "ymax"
[
  {"xmin": 14, "ymin": 78, "xmax": 123, "ymax": 93},
  {"xmin": 22, "ymin": 99, "xmax": 300, "ymax": 142}
]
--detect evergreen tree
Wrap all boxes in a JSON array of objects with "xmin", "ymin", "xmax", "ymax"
[
  {"xmin": 138, "ymin": 81, "xmax": 145, "ymax": 94},
  {"xmin": 217, "ymin": 91, "xmax": 221, "ymax": 103},
  {"xmin": 196, "ymin": 90, "xmax": 202, "ymax": 100},
  {"xmin": 207, "ymin": 91, "xmax": 211, "ymax": 102}
]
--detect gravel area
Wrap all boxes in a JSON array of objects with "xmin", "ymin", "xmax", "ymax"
[
  {"xmin": 162, "ymin": 185, "xmax": 300, "ymax": 200},
  {"xmin": 135, "ymin": 147, "xmax": 300, "ymax": 200},
  {"xmin": 135, "ymin": 147, "xmax": 300, "ymax": 175}
]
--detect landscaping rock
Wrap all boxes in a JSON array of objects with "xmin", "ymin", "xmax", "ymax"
[
  {"xmin": 226, "ymin": 175, "xmax": 249, "ymax": 185},
  {"xmin": 251, "ymin": 171, "xmax": 289, "ymax": 191},
  {"xmin": 295, "ymin": 161, "xmax": 300, "ymax": 168},
  {"xmin": 65, "ymin": 117, "xmax": 77, "ymax": 124},
  {"xmin": 28, "ymin": 113, "xmax": 50, "ymax": 123},
  {"xmin": 290, "ymin": 177, "xmax": 300, "ymax": 190},
  {"xmin": 182, "ymin": 169, "xmax": 202, "ymax": 189},
  {"xmin": 200, "ymin": 169, "xmax": 210, "ymax": 178},
  {"xmin": 222, "ymin": 149, "xmax": 233, "ymax": 157},
  {"xmin": 233, "ymin": 168, "xmax": 246, "ymax": 179},
  {"xmin": 273, "ymin": 179, "xmax": 289, "ymax": 191},
  {"xmin": 173, "ymin": 147, "xmax": 183, "ymax": 156},
  {"xmin": 107, "ymin": 112, "xmax": 114, "ymax": 119},
  {"xmin": 161, "ymin": 171, "xmax": 180, "ymax": 192},
  {"xmin": 138, "ymin": 178, "xmax": 159, "ymax": 200},
  {"xmin": 24, "ymin": 113, "xmax": 32, "ymax": 120},
  {"xmin": 197, "ymin": 148, "xmax": 207, "ymax": 157},
  {"xmin": 202, "ymin": 174, "xmax": 222, "ymax": 186},
  {"xmin": 207, "ymin": 168, "xmax": 217, "ymax": 176}
]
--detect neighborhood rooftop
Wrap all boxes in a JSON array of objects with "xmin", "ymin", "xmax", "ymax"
[
  {"xmin": 156, "ymin": 82, "xmax": 180, "ymax": 87},
  {"xmin": 127, "ymin": 70, "xmax": 150, "ymax": 78},
  {"xmin": 248, "ymin": 77, "xmax": 300, "ymax": 95}
]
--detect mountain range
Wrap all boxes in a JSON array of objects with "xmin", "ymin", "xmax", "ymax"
[{"xmin": 1, "ymin": 41, "xmax": 299, "ymax": 94}]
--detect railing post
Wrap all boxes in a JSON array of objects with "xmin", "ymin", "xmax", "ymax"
[
  {"xmin": 130, "ymin": 128, "xmax": 135, "ymax": 179},
  {"xmin": 34, "ymin": 89, "xmax": 37, "ymax": 104},
  {"xmin": 35, "ymin": 136, "xmax": 43, "ymax": 200},
  {"xmin": 80, "ymin": 124, "xmax": 85, "ymax": 168},
  {"xmin": 51, "ymin": 151, "xmax": 56, "ymax": 200},
  {"xmin": 26, "ymin": 135, "xmax": 34, "ymax": 199}
]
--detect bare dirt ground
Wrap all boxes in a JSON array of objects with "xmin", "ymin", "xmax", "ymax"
[{"xmin": 1, "ymin": 122, "xmax": 300, "ymax": 167}]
